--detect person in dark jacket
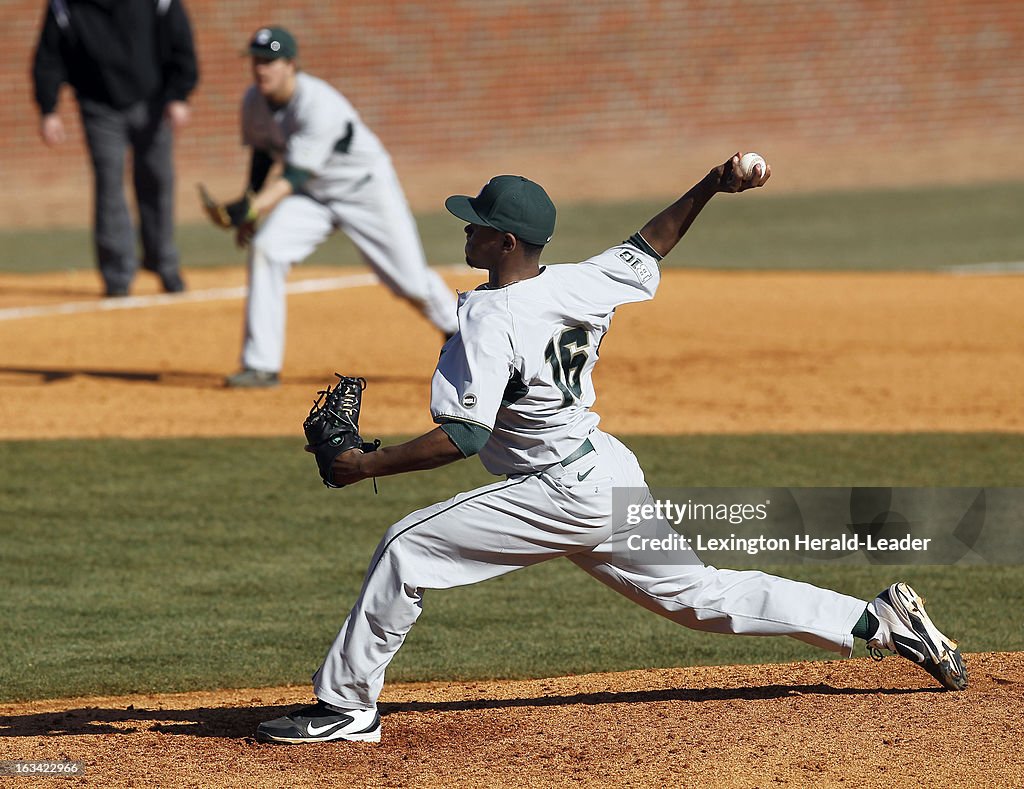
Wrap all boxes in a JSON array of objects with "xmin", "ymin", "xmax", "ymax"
[{"xmin": 33, "ymin": 0, "xmax": 199, "ymax": 297}]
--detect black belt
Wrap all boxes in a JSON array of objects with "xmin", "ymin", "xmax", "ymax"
[{"xmin": 559, "ymin": 438, "xmax": 595, "ymax": 467}]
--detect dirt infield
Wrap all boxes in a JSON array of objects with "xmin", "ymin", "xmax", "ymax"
[
  {"xmin": 1, "ymin": 653, "xmax": 1021, "ymax": 788},
  {"xmin": 1, "ymin": 266, "xmax": 1022, "ymax": 439},
  {"xmin": 2, "ymin": 267, "xmax": 1022, "ymax": 785}
]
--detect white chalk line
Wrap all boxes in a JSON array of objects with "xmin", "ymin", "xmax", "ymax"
[
  {"xmin": 942, "ymin": 261, "xmax": 1024, "ymax": 275},
  {"xmin": 0, "ymin": 266, "xmax": 468, "ymax": 322},
  {"xmin": 3, "ymin": 261, "xmax": 1017, "ymax": 322}
]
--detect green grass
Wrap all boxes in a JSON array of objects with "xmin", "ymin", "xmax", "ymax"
[
  {"xmin": 2, "ymin": 181, "xmax": 1023, "ymax": 273},
  {"xmin": 2, "ymin": 434, "xmax": 1022, "ymax": 702}
]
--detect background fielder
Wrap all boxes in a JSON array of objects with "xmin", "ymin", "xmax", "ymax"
[
  {"xmin": 256, "ymin": 155, "xmax": 966, "ymax": 745},
  {"xmin": 216, "ymin": 26, "xmax": 458, "ymax": 387}
]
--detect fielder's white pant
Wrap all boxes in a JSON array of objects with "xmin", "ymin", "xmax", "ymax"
[
  {"xmin": 241, "ymin": 164, "xmax": 459, "ymax": 373},
  {"xmin": 313, "ymin": 430, "xmax": 868, "ymax": 710}
]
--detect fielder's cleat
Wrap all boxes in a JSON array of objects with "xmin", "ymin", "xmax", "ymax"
[
  {"xmin": 224, "ymin": 368, "xmax": 280, "ymax": 388},
  {"xmin": 867, "ymin": 582, "xmax": 968, "ymax": 691},
  {"xmin": 256, "ymin": 700, "xmax": 381, "ymax": 744}
]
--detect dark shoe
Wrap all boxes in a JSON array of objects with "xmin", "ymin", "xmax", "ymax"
[
  {"xmin": 160, "ymin": 271, "xmax": 186, "ymax": 294},
  {"xmin": 224, "ymin": 368, "xmax": 280, "ymax": 388},
  {"xmin": 105, "ymin": 284, "xmax": 130, "ymax": 298},
  {"xmin": 256, "ymin": 701, "xmax": 380, "ymax": 744}
]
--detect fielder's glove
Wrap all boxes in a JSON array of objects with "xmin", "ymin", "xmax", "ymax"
[
  {"xmin": 303, "ymin": 374, "xmax": 380, "ymax": 488},
  {"xmin": 198, "ymin": 183, "xmax": 258, "ymax": 229}
]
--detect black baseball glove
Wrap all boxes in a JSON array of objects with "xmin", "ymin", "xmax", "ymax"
[{"xmin": 303, "ymin": 374, "xmax": 380, "ymax": 488}]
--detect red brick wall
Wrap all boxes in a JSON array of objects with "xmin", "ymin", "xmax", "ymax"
[{"xmin": 3, "ymin": 0, "xmax": 1023, "ymax": 227}]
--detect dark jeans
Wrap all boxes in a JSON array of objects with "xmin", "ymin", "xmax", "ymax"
[{"xmin": 79, "ymin": 97, "xmax": 180, "ymax": 292}]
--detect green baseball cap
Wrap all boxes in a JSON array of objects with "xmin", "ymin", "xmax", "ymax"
[
  {"xmin": 249, "ymin": 26, "xmax": 298, "ymax": 60},
  {"xmin": 445, "ymin": 175, "xmax": 556, "ymax": 245}
]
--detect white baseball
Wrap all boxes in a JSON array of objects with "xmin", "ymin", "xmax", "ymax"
[{"xmin": 739, "ymin": 152, "xmax": 766, "ymax": 180}]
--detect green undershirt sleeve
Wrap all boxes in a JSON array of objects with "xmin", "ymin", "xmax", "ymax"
[
  {"xmin": 439, "ymin": 420, "xmax": 491, "ymax": 458},
  {"xmin": 625, "ymin": 231, "xmax": 663, "ymax": 261},
  {"xmin": 282, "ymin": 163, "xmax": 313, "ymax": 191}
]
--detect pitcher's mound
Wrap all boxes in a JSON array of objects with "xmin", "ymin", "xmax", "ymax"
[{"xmin": 1, "ymin": 652, "xmax": 1020, "ymax": 788}]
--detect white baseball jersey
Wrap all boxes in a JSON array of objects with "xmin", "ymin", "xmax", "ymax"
[
  {"xmin": 236, "ymin": 71, "xmax": 460, "ymax": 374},
  {"xmin": 241, "ymin": 72, "xmax": 387, "ymax": 203},
  {"xmin": 430, "ymin": 238, "xmax": 662, "ymax": 475},
  {"xmin": 314, "ymin": 234, "xmax": 868, "ymax": 712}
]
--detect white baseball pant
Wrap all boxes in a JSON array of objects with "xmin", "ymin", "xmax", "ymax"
[
  {"xmin": 241, "ymin": 163, "xmax": 459, "ymax": 373},
  {"xmin": 313, "ymin": 430, "xmax": 868, "ymax": 710}
]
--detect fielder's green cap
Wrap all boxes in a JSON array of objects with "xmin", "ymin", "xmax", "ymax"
[
  {"xmin": 445, "ymin": 175, "xmax": 556, "ymax": 246},
  {"xmin": 249, "ymin": 26, "xmax": 298, "ymax": 60}
]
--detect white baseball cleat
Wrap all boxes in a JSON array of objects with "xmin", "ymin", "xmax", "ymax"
[
  {"xmin": 256, "ymin": 701, "xmax": 381, "ymax": 744},
  {"xmin": 867, "ymin": 582, "xmax": 968, "ymax": 691}
]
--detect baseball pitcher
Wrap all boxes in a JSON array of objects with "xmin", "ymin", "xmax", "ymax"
[{"xmin": 256, "ymin": 156, "xmax": 966, "ymax": 744}]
